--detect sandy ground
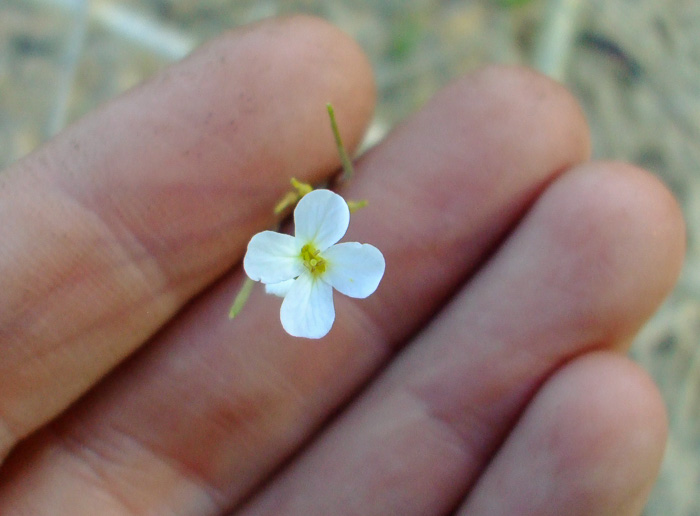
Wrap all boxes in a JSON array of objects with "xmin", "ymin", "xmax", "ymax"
[{"xmin": 1, "ymin": 1, "xmax": 698, "ymax": 514}]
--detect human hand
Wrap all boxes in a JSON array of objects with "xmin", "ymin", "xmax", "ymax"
[{"xmin": 0, "ymin": 16, "xmax": 685, "ymax": 515}]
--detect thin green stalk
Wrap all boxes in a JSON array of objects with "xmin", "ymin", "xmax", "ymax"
[
  {"xmin": 327, "ymin": 104, "xmax": 355, "ymax": 180},
  {"xmin": 228, "ymin": 277, "xmax": 255, "ymax": 319},
  {"xmin": 532, "ymin": 0, "xmax": 583, "ymax": 81}
]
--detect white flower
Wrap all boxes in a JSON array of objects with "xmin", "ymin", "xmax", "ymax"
[{"xmin": 243, "ymin": 189, "xmax": 385, "ymax": 339}]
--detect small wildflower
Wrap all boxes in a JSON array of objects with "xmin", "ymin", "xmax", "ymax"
[{"xmin": 243, "ymin": 189, "xmax": 385, "ymax": 339}]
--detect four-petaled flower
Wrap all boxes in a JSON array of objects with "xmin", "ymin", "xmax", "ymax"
[{"xmin": 243, "ymin": 189, "xmax": 385, "ymax": 339}]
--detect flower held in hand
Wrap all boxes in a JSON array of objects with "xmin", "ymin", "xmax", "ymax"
[{"xmin": 243, "ymin": 189, "xmax": 385, "ymax": 339}]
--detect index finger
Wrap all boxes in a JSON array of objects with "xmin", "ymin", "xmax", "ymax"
[{"xmin": 0, "ymin": 15, "xmax": 375, "ymax": 460}]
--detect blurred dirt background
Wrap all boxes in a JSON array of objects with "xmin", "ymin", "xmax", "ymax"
[{"xmin": 1, "ymin": 0, "xmax": 699, "ymax": 514}]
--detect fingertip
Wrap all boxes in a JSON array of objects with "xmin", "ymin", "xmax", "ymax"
[
  {"xmin": 435, "ymin": 64, "xmax": 591, "ymax": 171},
  {"xmin": 535, "ymin": 161, "xmax": 686, "ymax": 342},
  {"xmin": 540, "ymin": 352, "xmax": 669, "ymax": 515},
  {"xmin": 608, "ymin": 161, "xmax": 687, "ymax": 279},
  {"xmin": 216, "ymin": 14, "xmax": 376, "ymax": 154},
  {"xmin": 557, "ymin": 352, "xmax": 669, "ymax": 477},
  {"xmin": 461, "ymin": 351, "xmax": 668, "ymax": 516}
]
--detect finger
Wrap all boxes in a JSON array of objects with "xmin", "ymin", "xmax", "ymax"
[
  {"xmin": 0, "ymin": 67, "xmax": 591, "ymax": 514},
  {"xmin": 0, "ymin": 15, "xmax": 374, "ymax": 457},
  {"xmin": 459, "ymin": 352, "xmax": 667, "ymax": 516},
  {"xmin": 236, "ymin": 162, "xmax": 684, "ymax": 515}
]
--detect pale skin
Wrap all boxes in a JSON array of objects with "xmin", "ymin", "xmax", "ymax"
[{"xmin": 0, "ymin": 15, "xmax": 686, "ymax": 516}]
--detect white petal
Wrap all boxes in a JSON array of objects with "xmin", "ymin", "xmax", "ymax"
[
  {"xmin": 294, "ymin": 189, "xmax": 350, "ymax": 251},
  {"xmin": 265, "ymin": 278, "xmax": 295, "ymax": 297},
  {"xmin": 323, "ymin": 242, "xmax": 385, "ymax": 299},
  {"xmin": 243, "ymin": 231, "xmax": 304, "ymax": 284},
  {"xmin": 280, "ymin": 273, "xmax": 335, "ymax": 339}
]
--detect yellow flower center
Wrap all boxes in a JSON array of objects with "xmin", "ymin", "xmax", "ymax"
[{"xmin": 301, "ymin": 243, "xmax": 326, "ymax": 276}]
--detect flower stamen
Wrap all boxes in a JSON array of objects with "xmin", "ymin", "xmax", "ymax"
[{"xmin": 301, "ymin": 243, "xmax": 326, "ymax": 276}]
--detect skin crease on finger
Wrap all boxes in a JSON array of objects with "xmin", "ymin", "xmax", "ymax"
[
  {"xmin": 0, "ymin": 62, "xmax": 597, "ymax": 516},
  {"xmin": 0, "ymin": 15, "xmax": 375, "ymax": 460},
  {"xmin": 0, "ymin": 20, "xmax": 685, "ymax": 516}
]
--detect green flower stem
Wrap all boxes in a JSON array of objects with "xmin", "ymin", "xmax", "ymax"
[
  {"xmin": 347, "ymin": 199, "xmax": 368, "ymax": 213},
  {"xmin": 327, "ymin": 103, "xmax": 355, "ymax": 181},
  {"xmin": 532, "ymin": 0, "xmax": 583, "ymax": 81},
  {"xmin": 273, "ymin": 191, "xmax": 299, "ymax": 214},
  {"xmin": 228, "ymin": 277, "xmax": 255, "ymax": 319}
]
